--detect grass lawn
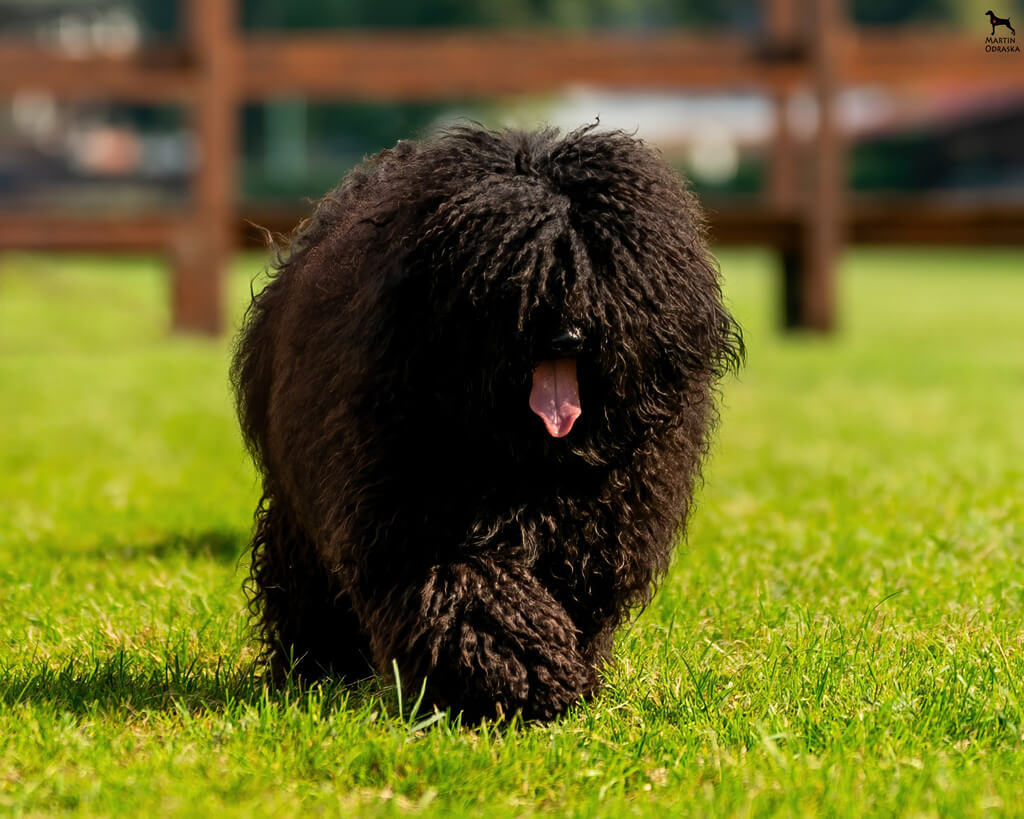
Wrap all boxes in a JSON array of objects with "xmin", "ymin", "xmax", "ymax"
[{"xmin": 1, "ymin": 247, "xmax": 1022, "ymax": 816}]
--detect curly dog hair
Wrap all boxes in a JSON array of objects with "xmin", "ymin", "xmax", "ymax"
[{"xmin": 232, "ymin": 124, "xmax": 743, "ymax": 721}]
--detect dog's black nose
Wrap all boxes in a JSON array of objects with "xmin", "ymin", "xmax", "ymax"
[{"xmin": 551, "ymin": 328, "xmax": 583, "ymax": 356}]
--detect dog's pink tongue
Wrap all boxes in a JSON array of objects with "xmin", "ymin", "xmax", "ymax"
[{"xmin": 529, "ymin": 359, "xmax": 581, "ymax": 438}]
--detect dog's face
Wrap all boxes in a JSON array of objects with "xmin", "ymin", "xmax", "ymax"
[{"xmin": 382, "ymin": 126, "xmax": 742, "ymax": 471}]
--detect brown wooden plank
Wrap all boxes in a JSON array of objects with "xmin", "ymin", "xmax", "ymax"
[
  {"xmin": 0, "ymin": 214, "xmax": 183, "ymax": 250},
  {"xmin": 0, "ymin": 43, "xmax": 195, "ymax": 101},
  {"xmin": 241, "ymin": 202, "xmax": 1024, "ymax": 249},
  {"xmin": 3, "ymin": 30, "xmax": 1020, "ymax": 102},
  {"xmin": 762, "ymin": 0, "xmax": 802, "ymax": 211},
  {"xmin": 171, "ymin": 0, "xmax": 238, "ymax": 335},
  {"xmin": 0, "ymin": 202, "xmax": 1019, "ymax": 253},
  {"xmin": 849, "ymin": 200, "xmax": 1024, "ymax": 244},
  {"xmin": 798, "ymin": 0, "xmax": 844, "ymax": 332},
  {"xmin": 240, "ymin": 32, "xmax": 803, "ymax": 99},
  {"xmin": 239, "ymin": 31, "xmax": 1024, "ymax": 99},
  {"xmin": 844, "ymin": 29, "xmax": 1024, "ymax": 88}
]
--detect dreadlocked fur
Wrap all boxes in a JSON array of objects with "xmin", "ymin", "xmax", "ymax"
[{"xmin": 231, "ymin": 124, "xmax": 743, "ymax": 721}]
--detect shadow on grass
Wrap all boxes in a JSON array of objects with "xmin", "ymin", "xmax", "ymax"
[
  {"xmin": 1, "ymin": 651, "xmax": 519, "ymax": 733},
  {"xmin": 86, "ymin": 528, "xmax": 250, "ymax": 564},
  {"xmin": 0, "ymin": 649, "xmax": 389, "ymax": 717}
]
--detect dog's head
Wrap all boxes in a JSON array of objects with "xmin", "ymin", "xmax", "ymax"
[{"xmin": 306, "ymin": 125, "xmax": 742, "ymax": 472}]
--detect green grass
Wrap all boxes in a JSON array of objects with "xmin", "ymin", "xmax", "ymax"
[{"xmin": 1, "ymin": 247, "xmax": 1022, "ymax": 816}]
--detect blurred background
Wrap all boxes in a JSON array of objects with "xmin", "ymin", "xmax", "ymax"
[{"xmin": 0, "ymin": 0, "xmax": 1022, "ymax": 332}]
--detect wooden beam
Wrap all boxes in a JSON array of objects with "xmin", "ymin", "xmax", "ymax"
[
  {"xmin": 240, "ymin": 32, "xmax": 806, "ymax": 99},
  {"xmin": 763, "ymin": 0, "xmax": 802, "ymax": 210},
  {"xmin": 0, "ymin": 214, "xmax": 183, "ymax": 250},
  {"xmin": 768, "ymin": 94, "xmax": 798, "ymax": 209},
  {"xmin": 844, "ymin": 29, "xmax": 1024, "ymax": 88},
  {"xmin": 795, "ymin": 0, "xmax": 844, "ymax": 332},
  {"xmin": 2, "ymin": 30, "xmax": 1021, "ymax": 102},
  {"xmin": 236, "ymin": 31, "xmax": 1024, "ymax": 97},
  {"xmin": 243, "ymin": 201, "xmax": 1024, "ymax": 250},
  {"xmin": 171, "ymin": 0, "xmax": 238, "ymax": 335},
  {"xmin": 762, "ymin": 0, "xmax": 802, "ymax": 49},
  {"xmin": 1, "ymin": 199, "xmax": 1020, "ymax": 256},
  {"xmin": 0, "ymin": 44, "xmax": 195, "ymax": 101},
  {"xmin": 848, "ymin": 200, "xmax": 1024, "ymax": 245}
]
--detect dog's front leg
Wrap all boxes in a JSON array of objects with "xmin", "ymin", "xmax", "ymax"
[{"xmin": 354, "ymin": 558, "xmax": 598, "ymax": 721}]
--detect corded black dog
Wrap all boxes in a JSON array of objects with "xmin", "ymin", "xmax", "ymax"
[
  {"xmin": 986, "ymin": 10, "xmax": 1015, "ymax": 35},
  {"xmin": 232, "ymin": 125, "xmax": 742, "ymax": 721}
]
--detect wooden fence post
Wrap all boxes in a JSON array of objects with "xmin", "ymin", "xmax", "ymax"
[
  {"xmin": 172, "ymin": 0, "xmax": 238, "ymax": 335},
  {"xmin": 764, "ymin": 0, "xmax": 799, "ymax": 211},
  {"xmin": 765, "ymin": 0, "xmax": 843, "ymax": 331},
  {"xmin": 801, "ymin": 0, "xmax": 844, "ymax": 332}
]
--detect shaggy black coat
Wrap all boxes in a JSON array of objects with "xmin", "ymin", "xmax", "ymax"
[{"xmin": 231, "ymin": 124, "xmax": 742, "ymax": 721}]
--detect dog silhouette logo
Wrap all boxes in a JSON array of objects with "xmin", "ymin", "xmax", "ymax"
[
  {"xmin": 984, "ymin": 10, "xmax": 1020, "ymax": 52},
  {"xmin": 986, "ymin": 10, "xmax": 1015, "ymax": 35}
]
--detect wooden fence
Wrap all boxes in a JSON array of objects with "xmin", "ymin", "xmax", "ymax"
[{"xmin": 1, "ymin": 0, "xmax": 1022, "ymax": 333}]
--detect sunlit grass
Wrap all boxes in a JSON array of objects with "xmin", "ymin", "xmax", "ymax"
[{"xmin": 1, "ymin": 248, "xmax": 1022, "ymax": 816}]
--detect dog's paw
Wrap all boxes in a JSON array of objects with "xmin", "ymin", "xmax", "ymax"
[
  {"xmin": 415, "ymin": 561, "xmax": 599, "ymax": 721},
  {"xmin": 435, "ymin": 618, "xmax": 598, "ymax": 722}
]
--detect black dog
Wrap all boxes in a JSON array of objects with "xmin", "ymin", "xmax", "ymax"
[
  {"xmin": 232, "ymin": 125, "xmax": 742, "ymax": 720},
  {"xmin": 986, "ymin": 10, "xmax": 1015, "ymax": 35}
]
